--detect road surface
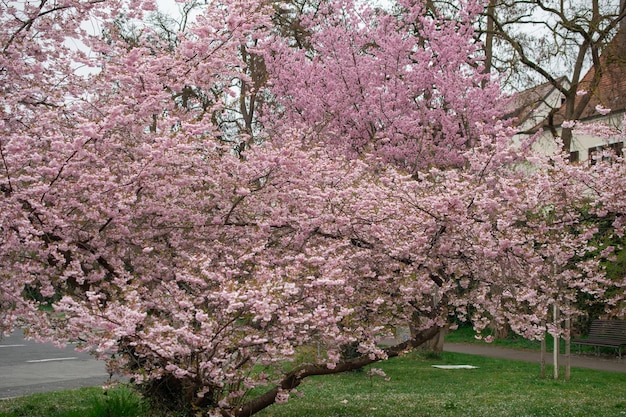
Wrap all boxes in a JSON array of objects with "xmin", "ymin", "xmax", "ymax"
[{"xmin": 0, "ymin": 329, "xmax": 111, "ymax": 399}]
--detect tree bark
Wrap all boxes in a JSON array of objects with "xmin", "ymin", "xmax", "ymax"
[{"xmin": 483, "ymin": 0, "xmax": 495, "ymax": 75}]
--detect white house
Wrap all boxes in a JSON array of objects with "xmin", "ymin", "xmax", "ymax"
[
  {"xmin": 504, "ymin": 76, "xmax": 569, "ymax": 136},
  {"xmin": 508, "ymin": 31, "xmax": 626, "ymax": 163}
]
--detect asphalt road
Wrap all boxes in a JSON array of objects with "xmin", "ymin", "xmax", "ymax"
[{"xmin": 0, "ymin": 329, "xmax": 111, "ymax": 399}]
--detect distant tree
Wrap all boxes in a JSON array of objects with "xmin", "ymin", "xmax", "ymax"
[{"xmin": 476, "ymin": 0, "xmax": 626, "ymax": 152}]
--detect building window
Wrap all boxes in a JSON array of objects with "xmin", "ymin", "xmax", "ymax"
[
  {"xmin": 569, "ymin": 151, "xmax": 580, "ymax": 163},
  {"xmin": 588, "ymin": 142, "xmax": 624, "ymax": 165}
]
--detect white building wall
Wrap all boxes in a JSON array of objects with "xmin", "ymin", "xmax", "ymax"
[{"xmin": 513, "ymin": 111, "xmax": 625, "ymax": 163}]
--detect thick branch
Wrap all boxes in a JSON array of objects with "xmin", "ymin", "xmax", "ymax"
[{"xmin": 234, "ymin": 324, "xmax": 441, "ymax": 417}]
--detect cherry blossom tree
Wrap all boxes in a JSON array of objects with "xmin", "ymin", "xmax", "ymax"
[
  {"xmin": 1, "ymin": 0, "xmax": 625, "ymax": 416},
  {"xmin": 264, "ymin": 0, "xmax": 505, "ymax": 173}
]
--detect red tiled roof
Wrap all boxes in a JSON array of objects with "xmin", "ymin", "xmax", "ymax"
[{"xmin": 503, "ymin": 77, "xmax": 568, "ymax": 128}]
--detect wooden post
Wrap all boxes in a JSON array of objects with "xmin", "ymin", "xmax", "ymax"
[
  {"xmin": 553, "ymin": 304, "xmax": 559, "ymax": 380},
  {"xmin": 540, "ymin": 329, "xmax": 546, "ymax": 378},
  {"xmin": 565, "ymin": 312, "xmax": 571, "ymax": 381}
]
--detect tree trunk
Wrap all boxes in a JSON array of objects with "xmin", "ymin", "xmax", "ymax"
[
  {"xmin": 411, "ymin": 286, "xmax": 445, "ymax": 354},
  {"xmin": 553, "ymin": 304, "xmax": 559, "ymax": 380},
  {"xmin": 484, "ymin": 0, "xmax": 495, "ymax": 75},
  {"xmin": 418, "ymin": 327, "xmax": 446, "ymax": 354}
]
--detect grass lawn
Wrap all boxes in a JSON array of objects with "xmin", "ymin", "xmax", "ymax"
[
  {"xmin": 0, "ymin": 385, "xmax": 147, "ymax": 417},
  {"xmin": 1, "ymin": 351, "xmax": 625, "ymax": 417},
  {"xmin": 255, "ymin": 351, "xmax": 626, "ymax": 417},
  {"xmin": 445, "ymin": 325, "xmax": 544, "ymax": 349}
]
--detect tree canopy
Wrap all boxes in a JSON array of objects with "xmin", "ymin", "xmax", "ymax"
[{"xmin": 1, "ymin": 0, "xmax": 625, "ymax": 415}]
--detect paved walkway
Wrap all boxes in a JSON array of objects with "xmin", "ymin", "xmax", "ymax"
[{"xmin": 444, "ymin": 342, "xmax": 626, "ymax": 373}]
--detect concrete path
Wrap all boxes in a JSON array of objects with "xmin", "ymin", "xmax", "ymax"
[{"xmin": 444, "ymin": 342, "xmax": 626, "ymax": 373}]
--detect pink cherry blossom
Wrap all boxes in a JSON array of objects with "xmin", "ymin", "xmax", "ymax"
[{"xmin": 1, "ymin": 0, "xmax": 624, "ymax": 416}]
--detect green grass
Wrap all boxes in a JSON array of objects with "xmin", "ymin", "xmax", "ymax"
[
  {"xmin": 2, "ymin": 353, "xmax": 625, "ymax": 417},
  {"xmin": 256, "ymin": 351, "xmax": 626, "ymax": 417},
  {"xmin": 0, "ymin": 385, "xmax": 149, "ymax": 417},
  {"xmin": 445, "ymin": 326, "xmax": 544, "ymax": 350}
]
